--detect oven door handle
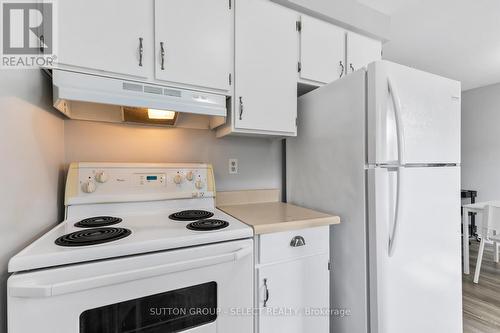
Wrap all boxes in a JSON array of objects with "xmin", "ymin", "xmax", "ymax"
[{"xmin": 9, "ymin": 246, "xmax": 253, "ymax": 298}]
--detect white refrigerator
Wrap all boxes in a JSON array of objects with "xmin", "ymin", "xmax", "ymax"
[{"xmin": 287, "ymin": 60, "xmax": 462, "ymax": 333}]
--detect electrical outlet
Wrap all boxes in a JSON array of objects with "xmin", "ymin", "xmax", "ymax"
[{"xmin": 229, "ymin": 159, "xmax": 238, "ymax": 174}]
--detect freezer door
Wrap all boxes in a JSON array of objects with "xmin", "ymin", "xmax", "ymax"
[
  {"xmin": 367, "ymin": 166, "xmax": 462, "ymax": 333},
  {"xmin": 367, "ymin": 61, "xmax": 461, "ymax": 165}
]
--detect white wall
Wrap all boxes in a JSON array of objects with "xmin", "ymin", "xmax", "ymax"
[
  {"xmin": 462, "ymin": 83, "xmax": 500, "ymax": 201},
  {"xmin": 382, "ymin": 0, "xmax": 500, "ymax": 91},
  {"xmin": 64, "ymin": 120, "xmax": 283, "ymax": 192},
  {"xmin": 0, "ymin": 71, "xmax": 65, "ymax": 332}
]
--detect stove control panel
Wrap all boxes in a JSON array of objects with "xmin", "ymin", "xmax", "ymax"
[
  {"xmin": 137, "ymin": 173, "xmax": 166, "ymax": 186},
  {"xmin": 65, "ymin": 163, "xmax": 215, "ymax": 205}
]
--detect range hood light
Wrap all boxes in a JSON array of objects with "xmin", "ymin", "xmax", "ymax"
[
  {"xmin": 147, "ymin": 109, "xmax": 176, "ymax": 120},
  {"xmin": 122, "ymin": 106, "xmax": 178, "ymax": 126}
]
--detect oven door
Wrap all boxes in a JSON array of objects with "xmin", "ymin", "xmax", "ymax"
[{"xmin": 8, "ymin": 239, "xmax": 253, "ymax": 333}]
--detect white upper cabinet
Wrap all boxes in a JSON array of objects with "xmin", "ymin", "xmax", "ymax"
[
  {"xmin": 154, "ymin": 0, "xmax": 232, "ymax": 92},
  {"xmin": 231, "ymin": 0, "xmax": 297, "ymax": 135},
  {"xmin": 298, "ymin": 15, "xmax": 346, "ymax": 84},
  {"xmin": 54, "ymin": 0, "xmax": 383, "ymax": 137},
  {"xmin": 56, "ymin": 0, "xmax": 153, "ymax": 78},
  {"xmin": 55, "ymin": 0, "xmax": 231, "ymax": 92},
  {"xmin": 346, "ymin": 32, "xmax": 382, "ymax": 74}
]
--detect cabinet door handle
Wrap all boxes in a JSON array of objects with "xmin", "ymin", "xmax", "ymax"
[
  {"xmin": 160, "ymin": 42, "xmax": 165, "ymax": 70},
  {"xmin": 39, "ymin": 35, "xmax": 44, "ymax": 53},
  {"xmin": 339, "ymin": 61, "xmax": 345, "ymax": 78},
  {"xmin": 263, "ymin": 278, "xmax": 270, "ymax": 307},
  {"xmin": 350, "ymin": 63, "xmax": 355, "ymax": 73},
  {"xmin": 239, "ymin": 96, "xmax": 244, "ymax": 120},
  {"xmin": 138, "ymin": 37, "xmax": 143, "ymax": 67},
  {"xmin": 290, "ymin": 235, "xmax": 306, "ymax": 247}
]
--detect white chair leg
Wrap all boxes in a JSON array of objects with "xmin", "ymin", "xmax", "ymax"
[
  {"xmin": 474, "ymin": 239, "xmax": 486, "ymax": 283},
  {"xmin": 495, "ymin": 242, "xmax": 500, "ymax": 263}
]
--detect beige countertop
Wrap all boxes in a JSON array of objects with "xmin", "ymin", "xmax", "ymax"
[{"xmin": 217, "ymin": 191, "xmax": 340, "ymax": 234}]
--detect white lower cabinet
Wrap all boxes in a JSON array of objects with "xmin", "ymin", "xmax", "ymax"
[{"xmin": 255, "ymin": 226, "xmax": 330, "ymax": 333}]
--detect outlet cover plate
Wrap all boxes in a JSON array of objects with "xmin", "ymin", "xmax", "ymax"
[{"xmin": 229, "ymin": 159, "xmax": 238, "ymax": 174}]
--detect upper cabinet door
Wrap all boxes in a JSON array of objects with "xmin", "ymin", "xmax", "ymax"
[
  {"xmin": 234, "ymin": 0, "xmax": 297, "ymax": 134},
  {"xmin": 346, "ymin": 32, "xmax": 381, "ymax": 74},
  {"xmin": 299, "ymin": 16, "xmax": 345, "ymax": 84},
  {"xmin": 56, "ymin": 0, "xmax": 153, "ymax": 79},
  {"xmin": 154, "ymin": 0, "xmax": 232, "ymax": 92}
]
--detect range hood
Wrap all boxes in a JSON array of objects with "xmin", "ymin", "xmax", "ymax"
[{"xmin": 51, "ymin": 70, "xmax": 227, "ymax": 125}]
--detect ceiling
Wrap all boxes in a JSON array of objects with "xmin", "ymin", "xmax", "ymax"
[
  {"xmin": 358, "ymin": 0, "xmax": 500, "ymax": 91},
  {"xmin": 357, "ymin": 0, "xmax": 420, "ymax": 15}
]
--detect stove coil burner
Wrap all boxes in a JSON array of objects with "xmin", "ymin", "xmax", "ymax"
[
  {"xmin": 186, "ymin": 219, "xmax": 229, "ymax": 231},
  {"xmin": 169, "ymin": 210, "xmax": 214, "ymax": 221},
  {"xmin": 55, "ymin": 227, "xmax": 131, "ymax": 247},
  {"xmin": 74, "ymin": 216, "xmax": 123, "ymax": 228}
]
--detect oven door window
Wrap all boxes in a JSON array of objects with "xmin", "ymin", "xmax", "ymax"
[{"xmin": 80, "ymin": 282, "xmax": 217, "ymax": 332}]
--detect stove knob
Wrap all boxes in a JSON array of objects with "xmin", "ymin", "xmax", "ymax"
[
  {"xmin": 195, "ymin": 179, "xmax": 204, "ymax": 190},
  {"xmin": 186, "ymin": 171, "xmax": 194, "ymax": 181},
  {"xmin": 82, "ymin": 180, "xmax": 97, "ymax": 193},
  {"xmin": 174, "ymin": 174, "xmax": 183, "ymax": 184},
  {"xmin": 95, "ymin": 171, "xmax": 109, "ymax": 183}
]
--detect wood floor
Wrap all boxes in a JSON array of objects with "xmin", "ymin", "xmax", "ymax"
[{"xmin": 463, "ymin": 240, "xmax": 500, "ymax": 332}]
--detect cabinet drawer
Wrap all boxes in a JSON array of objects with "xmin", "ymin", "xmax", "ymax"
[{"xmin": 258, "ymin": 226, "xmax": 329, "ymax": 264}]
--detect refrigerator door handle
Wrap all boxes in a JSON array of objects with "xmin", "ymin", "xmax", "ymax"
[
  {"xmin": 388, "ymin": 167, "xmax": 403, "ymax": 257},
  {"xmin": 388, "ymin": 78, "xmax": 405, "ymax": 165}
]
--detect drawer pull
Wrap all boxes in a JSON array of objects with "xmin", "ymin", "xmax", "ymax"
[{"xmin": 290, "ymin": 236, "xmax": 306, "ymax": 247}]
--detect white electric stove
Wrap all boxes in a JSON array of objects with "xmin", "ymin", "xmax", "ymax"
[{"xmin": 8, "ymin": 163, "xmax": 254, "ymax": 333}]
